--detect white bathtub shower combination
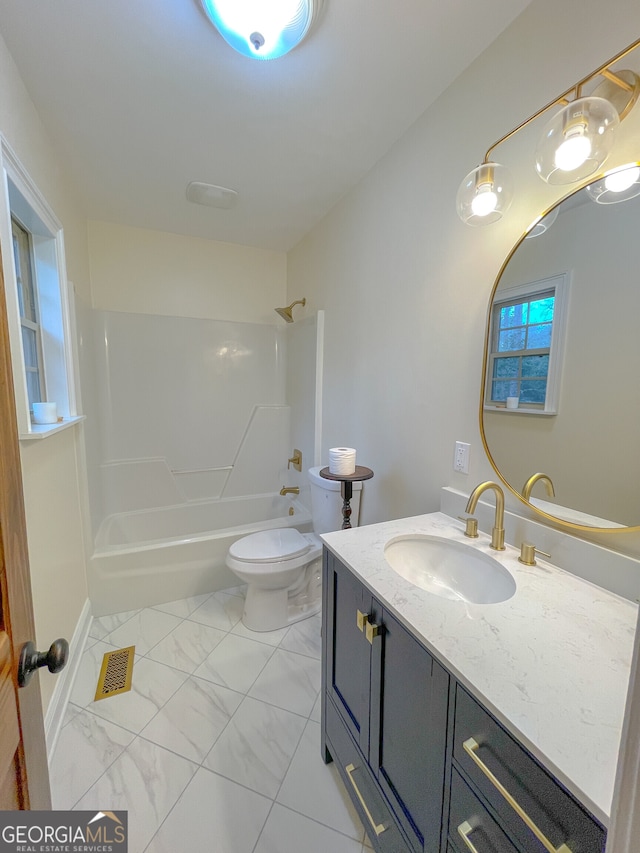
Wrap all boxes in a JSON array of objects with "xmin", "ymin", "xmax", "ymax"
[{"xmin": 90, "ymin": 494, "xmax": 311, "ymax": 615}]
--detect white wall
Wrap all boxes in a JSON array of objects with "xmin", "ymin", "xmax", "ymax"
[
  {"xmin": 0, "ymin": 31, "xmax": 90, "ymax": 714},
  {"xmin": 88, "ymin": 219, "xmax": 286, "ymax": 322},
  {"xmin": 287, "ymin": 0, "xmax": 640, "ymax": 559}
]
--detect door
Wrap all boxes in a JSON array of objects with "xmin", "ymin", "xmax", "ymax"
[
  {"xmin": 323, "ymin": 550, "xmax": 373, "ymax": 754},
  {"xmin": 369, "ymin": 606, "xmax": 449, "ymax": 853},
  {"xmin": 0, "ymin": 240, "xmax": 50, "ymax": 808}
]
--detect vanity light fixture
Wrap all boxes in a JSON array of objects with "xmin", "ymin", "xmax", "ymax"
[
  {"xmin": 585, "ymin": 162, "xmax": 640, "ymax": 204},
  {"xmin": 525, "ymin": 206, "xmax": 559, "ymax": 239},
  {"xmin": 199, "ymin": 0, "xmax": 323, "ymax": 60},
  {"xmin": 457, "ymin": 36, "xmax": 640, "ymax": 226}
]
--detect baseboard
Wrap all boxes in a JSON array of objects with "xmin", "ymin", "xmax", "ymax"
[{"xmin": 45, "ymin": 597, "xmax": 93, "ymax": 764}]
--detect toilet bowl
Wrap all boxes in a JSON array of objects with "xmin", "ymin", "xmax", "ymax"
[{"xmin": 225, "ymin": 466, "xmax": 362, "ymax": 632}]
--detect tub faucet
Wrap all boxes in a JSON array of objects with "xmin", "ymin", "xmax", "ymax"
[
  {"xmin": 522, "ymin": 472, "xmax": 555, "ymax": 501},
  {"xmin": 280, "ymin": 486, "xmax": 300, "ymax": 496},
  {"xmin": 465, "ymin": 481, "xmax": 505, "ymax": 550}
]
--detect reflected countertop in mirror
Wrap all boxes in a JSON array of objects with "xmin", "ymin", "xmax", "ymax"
[{"xmin": 481, "ymin": 178, "xmax": 640, "ymax": 529}]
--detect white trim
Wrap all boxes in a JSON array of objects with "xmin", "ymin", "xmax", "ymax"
[
  {"xmin": 44, "ymin": 598, "xmax": 93, "ymax": 764},
  {"xmin": 0, "ymin": 135, "xmax": 78, "ymax": 435},
  {"xmin": 20, "ymin": 414, "xmax": 86, "ymax": 441},
  {"xmin": 314, "ymin": 309, "xmax": 324, "ymax": 467}
]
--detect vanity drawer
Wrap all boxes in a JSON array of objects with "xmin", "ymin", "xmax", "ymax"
[
  {"xmin": 449, "ymin": 767, "xmax": 518, "ymax": 853},
  {"xmin": 325, "ymin": 696, "xmax": 410, "ymax": 853},
  {"xmin": 453, "ymin": 686, "xmax": 606, "ymax": 853}
]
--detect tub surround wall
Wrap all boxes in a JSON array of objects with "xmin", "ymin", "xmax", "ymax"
[{"xmin": 87, "ymin": 309, "xmax": 289, "ymax": 532}]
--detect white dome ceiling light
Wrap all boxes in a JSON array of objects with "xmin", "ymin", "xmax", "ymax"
[{"xmin": 200, "ymin": 0, "xmax": 324, "ymax": 60}]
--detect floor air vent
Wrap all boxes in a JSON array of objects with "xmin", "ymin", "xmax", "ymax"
[{"xmin": 94, "ymin": 646, "xmax": 135, "ymax": 702}]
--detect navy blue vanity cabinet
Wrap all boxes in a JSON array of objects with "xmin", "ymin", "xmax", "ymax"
[
  {"xmin": 322, "ymin": 548, "xmax": 450, "ymax": 853},
  {"xmin": 449, "ymin": 686, "xmax": 606, "ymax": 853}
]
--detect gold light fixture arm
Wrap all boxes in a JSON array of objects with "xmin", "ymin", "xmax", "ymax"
[{"xmin": 483, "ymin": 35, "xmax": 640, "ymax": 165}]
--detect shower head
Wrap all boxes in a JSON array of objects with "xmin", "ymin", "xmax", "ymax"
[{"xmin": 275, "ymin": 298, "xmax": 306, "ymax": 323}]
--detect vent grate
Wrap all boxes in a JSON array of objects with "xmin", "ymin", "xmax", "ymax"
[{"xmin": 94, "ymin": 646, "xmax": 135, "ymax": 701}]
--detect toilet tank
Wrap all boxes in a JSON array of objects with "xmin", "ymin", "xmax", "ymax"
[{"xmin": 307, "ymin": 466, "xmax": 363, "ymax": 534}]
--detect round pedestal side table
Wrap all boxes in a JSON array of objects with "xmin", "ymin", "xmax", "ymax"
[{"xmin": 319, "ymin": 466, "xmax": 374, "ymax": 529}]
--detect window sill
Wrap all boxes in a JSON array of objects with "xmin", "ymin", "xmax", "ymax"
[
  {"xmin": 20, "ymin": 415, "xmax": 86, "ymax": 441},
  {"xmin": 484, "ymin": 405, "xmax": 557, "ymax": 417}
]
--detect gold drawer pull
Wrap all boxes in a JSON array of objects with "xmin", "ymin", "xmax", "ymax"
[
  {"xmin": 345, "ymin": 763, "xmax": 386, "ymax": 836},
  {"xmin": 356, "ymin": 610, "xmax": 368, "ymax": 632},
  {"xmin": 462, "ymin": 738, "xmax": 573, "ymax": 853},
  {"xmin": 365, "ymin": 621, "xmax": 380, "ymax": 644},
  {"xmin": 458, "ymin": 821, "xmax": 481, "ymax": 853}
]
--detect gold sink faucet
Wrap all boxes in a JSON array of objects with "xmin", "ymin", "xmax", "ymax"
[
  {"xmin": 522, "ymin": 472, "xmax": 555, "ymax": 501},
  {"xmin": 465, "ymin": 481, "xmax": 505, "ymax": 550},
  {"xmin": 280, "ymin": 486, "xmax": 300, "ymax": 496}
]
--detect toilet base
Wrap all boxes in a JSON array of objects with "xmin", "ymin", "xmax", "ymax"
[{"xmin": 241, "ymin": 558, "xmax": 321, "ymax": 632}]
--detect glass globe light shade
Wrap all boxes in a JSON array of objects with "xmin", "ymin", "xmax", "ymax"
[
  {"xmin": 586, "ymin": 163, "xmax": 640, "ymax": 204},
  {"xmin": 456, "ymin": 162, "xmax": 513, "ymax": 226},
  {"xmin": 200, "ymin": 0, "xmax": 320, "ymax": 60},
  {"xmin": 525, "ymin": 206, "xmax": 559, "ymax": 239},
  {"xmin": 535, "ymin": 96, "xmax": 619, "ymax": 185}
]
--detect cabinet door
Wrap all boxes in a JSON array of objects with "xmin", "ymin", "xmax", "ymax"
[
  {"xmin": 370, "ymin": 606, "xmax": 449, "ymax": 853},
  {"xmin": 323, "ymin": 549, "xmax": 373, "ymax": 755}
]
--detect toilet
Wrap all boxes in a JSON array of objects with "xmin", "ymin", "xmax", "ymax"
[{"xmin": 225, "ymin": 466, "xmax": 362, "ymax": 632}]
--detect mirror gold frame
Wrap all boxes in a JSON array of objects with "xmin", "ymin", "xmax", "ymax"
[{"xmin": 479, "ymin": 171, "xmax": 640, "ymax": 534}]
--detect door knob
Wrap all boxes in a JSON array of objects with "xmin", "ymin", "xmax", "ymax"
[{"xmin": 17, "ymin": 638, "xmax": 69, "ymax": 687}]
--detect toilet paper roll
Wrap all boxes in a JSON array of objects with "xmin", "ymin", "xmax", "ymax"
[{"xmin": 329, "ymin": 447, "xmax": 356, "ymax": 476}]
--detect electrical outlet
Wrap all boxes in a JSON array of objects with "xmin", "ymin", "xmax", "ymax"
[{"xmin": 454, "ymin": 441, "xmax": 470, "ymax": 474}]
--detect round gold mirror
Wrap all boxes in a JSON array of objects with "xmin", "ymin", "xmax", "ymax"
[{"xmin": 481, "ymin": 166, "xmax": 640, "ymax": 531}]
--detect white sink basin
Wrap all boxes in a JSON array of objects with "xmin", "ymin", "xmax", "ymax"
[{"xmin": 384, "ymin": 534, "xmax": 516, "ymax": 604}]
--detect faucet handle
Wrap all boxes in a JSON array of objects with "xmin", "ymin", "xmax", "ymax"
[
  {"xmin": 458, "ymin": 516, "xmax": 479, "ymax": 538},
  {"xmin": 518, "ymin": 541, "xmax": 551, "ymax": 566},
  {"xmin": 287, "ymin": 449, "xmax": 302, "ymax": 471}
]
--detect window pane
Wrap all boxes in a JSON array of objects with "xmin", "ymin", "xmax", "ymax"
[
  {"xmin": 528, "ymin": 297, "xmax": 554, "ymax": 324},
  {"xmin": 492, "ymin": 380, "xmax": 519, "ymax": 401},
  {"xmin": 527, "ymin": 323, "xmax": 552, "ymax": 349},
  {"xmin": 520, "ymin": 380, "xmax": 547, "ymax": 404},
  {"xmin": 26, "ymin": 369, "xmax": 42, "ymax": 409},
  {"xmin": 500, "ymin": 303, "xmax": 528, "ymax": 328},
  {"xmin": 493, "ymin": 357, "xmax": 519, "ymax": 378},
  {"xmin": 522, "ymin": 354, "xmax": 549, "ymax": 378},
  {"xmin": 498, "ymin": 329, "xmax": 526, "ymax": 352},
  {"xmin": 21, "ymin": 326, "xmax": 38, "ymax": 369}
]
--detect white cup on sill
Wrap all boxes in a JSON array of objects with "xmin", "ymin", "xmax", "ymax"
[
  {"xmin": 32, "ymin": 402, "xmax": 58, "ymax": 424},
  {"xmin": 506, "ymin": 396, "xmax": 519, "ymax": 410}
]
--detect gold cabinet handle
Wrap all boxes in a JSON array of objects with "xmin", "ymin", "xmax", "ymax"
[
  {"xmin": 345, "ymin": 763, "xmax": 386, "ymax": 836},
  {"xmin": 457, "ymin": 821, "xmax": 481, "ymax": 853},
  {"xmin": 356, "ymin": 610, "xmax": 368, "ymax": 632},
  {"xmin": 462, "ymin": 738, "xmax": 573, "ymax": 853},
  {"xmin": 365, "ymin": 620, "xmax": 380, "ymax": 644}
]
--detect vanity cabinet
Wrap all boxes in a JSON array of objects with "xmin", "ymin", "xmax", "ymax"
[
  {"xmin": 322, "ymin": 549, "xmax": 449, "ymax": 853},
  {"xmin": 322, "ymin": 548, "xmax": 607, "ymax": 853}
]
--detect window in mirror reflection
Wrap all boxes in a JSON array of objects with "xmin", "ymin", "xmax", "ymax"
[{"xmin": 485, "ymin": 275, "xmax": 568, "ymax": 415}]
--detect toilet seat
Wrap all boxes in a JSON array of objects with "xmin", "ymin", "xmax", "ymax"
[{"xmin": 228, "ymin": 528, "xmax": 312, "ymax": 563}]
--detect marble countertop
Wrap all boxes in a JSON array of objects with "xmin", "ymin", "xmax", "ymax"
[{"xmin": 321, "ymin": 512, "xmax": 638, "ymax": 826}]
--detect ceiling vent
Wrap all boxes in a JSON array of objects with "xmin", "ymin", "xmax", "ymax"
[{"xmin": 186, "ymin": 182, "xmax": 238, "ymax": 209}]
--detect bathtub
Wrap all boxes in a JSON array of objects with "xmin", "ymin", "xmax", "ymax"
[{"xmin": 89, "ymin": 494, "xmax": 312, "ymax": 616}]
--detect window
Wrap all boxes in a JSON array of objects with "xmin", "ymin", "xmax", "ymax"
[
  {"xmin": 485, "ymin": 274, "xmax": 569, "ymax": 415},
  {"xmin": 12, "ymin": 218, "xmax": 44, "ymax": 411},
  {"xmin": 0, "ymin": 137, "xmax": 80, "ymax": 437}
]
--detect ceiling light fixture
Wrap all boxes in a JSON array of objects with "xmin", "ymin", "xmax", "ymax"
[
  {"xmin": 199, "ymin": 0, "xmax": 323, "ymax": 60},
  {"xmin": 456, "ymin": 36, "xmax": 640, "ymax": 226}
]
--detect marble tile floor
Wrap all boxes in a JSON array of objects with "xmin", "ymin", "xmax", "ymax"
[{"xmin": 50, "ymin": 586, "xmax": 374, "ymax": 853}]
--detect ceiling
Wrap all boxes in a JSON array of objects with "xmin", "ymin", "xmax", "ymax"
[{"xmin": 0, "ymin": 0, "xmax": 533, "ymax": 251}]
